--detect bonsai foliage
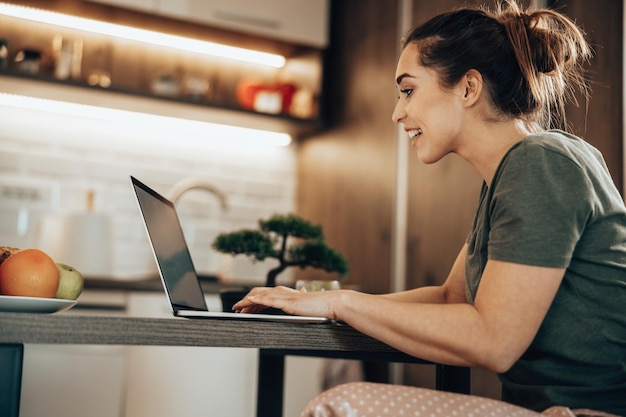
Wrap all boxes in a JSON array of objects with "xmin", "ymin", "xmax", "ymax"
[{"xmin": 212, "ymin": 213, "xmax": 348, "ymax": 287}]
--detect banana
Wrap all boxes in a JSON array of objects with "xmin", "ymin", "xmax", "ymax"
[{"xmin": 0, "ymin": 246, "xmax": 20, "ymax": 266}]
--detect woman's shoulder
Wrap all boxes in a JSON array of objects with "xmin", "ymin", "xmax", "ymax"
[{"xmin": 508, "ymin": 129, "xmax": 603, "ymax": 168}]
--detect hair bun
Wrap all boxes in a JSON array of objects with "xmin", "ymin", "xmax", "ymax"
[
  {"xmin": 527, "ymin": 23, "xmax": 562, "ymax": 74},
  {"xmin": 498, "ymin": 7, "xmax": 590, "ymax": 76}
]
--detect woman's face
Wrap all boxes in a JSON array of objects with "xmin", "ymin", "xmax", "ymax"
[{"xmin": 392, "ymin": 43, "xmax": 467, "ymax": 164}]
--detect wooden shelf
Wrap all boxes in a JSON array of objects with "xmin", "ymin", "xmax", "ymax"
[
  {"xmin": 0, "ymin": 71, "xmax": 323, "ymax": 138},
  {"xmin": 0, "ymin": 0, "xmax": 326, "ymax": 139}
]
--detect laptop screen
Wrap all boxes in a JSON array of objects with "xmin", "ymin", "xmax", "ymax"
[{"xmin": 131, "ymin": 176, "xmax": 208, "ymax": 312}]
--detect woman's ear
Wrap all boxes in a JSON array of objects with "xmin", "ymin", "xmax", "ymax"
[{"xmin": 461, "ymin": 69, "xmax": 483, "ymax": 107}]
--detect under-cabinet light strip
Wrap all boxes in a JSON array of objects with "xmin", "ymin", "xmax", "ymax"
[
  {"xmin": 0, "ymin": 2, "xmax": 286, "ymax": 68},
  {"xmin": 0, "ymin": 92, "xmax": 292, "ymax": 147}
]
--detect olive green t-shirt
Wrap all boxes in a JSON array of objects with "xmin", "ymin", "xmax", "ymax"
[{"xmin": 465, "ymin": 130, "xmax": 626, "ymax": 414}]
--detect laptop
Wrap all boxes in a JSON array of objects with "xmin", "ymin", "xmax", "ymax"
[{"xmin": 130, "ymin": 176, "xmax": 329, "ymax": 323}]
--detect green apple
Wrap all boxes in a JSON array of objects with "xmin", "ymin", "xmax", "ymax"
[{"xmin": 55, "ymin": 262, "xmax": 84, "ymax": 300}]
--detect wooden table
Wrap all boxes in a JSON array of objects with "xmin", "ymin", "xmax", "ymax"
[{"xmin": 0, "ymin": 313, "xmax": 469, "ymax": 417}]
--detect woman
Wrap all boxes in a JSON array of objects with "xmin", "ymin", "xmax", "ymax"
[{"xmin": 234, "ymin": 1, "xmax": 626, "ymax": 415}]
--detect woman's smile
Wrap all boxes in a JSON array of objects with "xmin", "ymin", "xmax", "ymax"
[{"xmin": 408, "ymin": 128, "xmax": 423, "ymax": 146}]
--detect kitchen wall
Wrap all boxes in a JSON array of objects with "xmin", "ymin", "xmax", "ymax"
[{"xmin": 0, "ymin": 100, "xmax": 297, "ymax": 282}]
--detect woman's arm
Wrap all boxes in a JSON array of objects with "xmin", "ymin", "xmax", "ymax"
[
  {"xmin": 332, "ymin": 260, "xmax": 565, "ymax": 372},
  {"xmin": 381, "ymin": 244, "xmax": 469, "ymax": 304},
  {"xmin": 234, "ymin": 246, "xmax": 565, "ymax": 373}
]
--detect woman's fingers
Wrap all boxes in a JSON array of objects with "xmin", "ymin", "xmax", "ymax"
[
  {"xmin": 231, "ymin": 285, "xmax": 338, "ymax": 319},
  {"xmin": 232, "ymin": 286, "xmax": 292, "ymax": 312}
]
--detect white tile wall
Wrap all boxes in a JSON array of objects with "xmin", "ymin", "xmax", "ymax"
[{"xmin": 0, "ymin": 103, "xmax": 297, "ymax": 283}]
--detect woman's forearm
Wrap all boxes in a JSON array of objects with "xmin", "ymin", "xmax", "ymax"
[
  {"xmin": 333, "ymin": 290, "xmax": 488, "ymax": 368},
  {"xmin": 380, "ymin": 286, "xmax": 449, "ymax": 303}
]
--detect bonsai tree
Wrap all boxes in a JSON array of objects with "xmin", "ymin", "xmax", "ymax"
[{"xmin": 212, "ymin": 213, "xmax": 348, "ymax": 287}]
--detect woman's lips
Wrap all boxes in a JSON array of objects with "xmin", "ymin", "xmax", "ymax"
[{"xmin": 408, "ymin": 128, "xmax": 422, "ymax": 146}]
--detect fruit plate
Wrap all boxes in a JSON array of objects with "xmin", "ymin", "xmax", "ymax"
[{"xmin": 0, "ymin": 295, "xmax": 77, "ymax": 314}]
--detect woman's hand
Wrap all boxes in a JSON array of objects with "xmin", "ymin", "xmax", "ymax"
[{"xmin": 232, "ymin": 286, "xmax": 343, "ymax": 319}]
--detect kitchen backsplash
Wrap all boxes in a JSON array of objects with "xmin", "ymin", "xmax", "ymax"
[{"xmin": 0, "ymin": 103, "xmax": 296, "ymax": 283}]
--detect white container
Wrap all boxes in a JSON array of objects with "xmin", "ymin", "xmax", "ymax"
[
  {"xmin": 57, "ymin": 212, "xmax": 113, "ymax": 278},
  {"xmin": 55, "ymin": 190, "xmax": 113, "ymax": 278}
]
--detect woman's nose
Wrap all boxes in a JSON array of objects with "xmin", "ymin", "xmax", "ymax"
[{"xmin": 392, "ymin": 100, "xmax": 405, "ymax": 123}]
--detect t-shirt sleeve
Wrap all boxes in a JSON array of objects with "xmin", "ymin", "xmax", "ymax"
[{"xmin": 487, "ymin": 144, "xmax": 593, "ymax": 267}]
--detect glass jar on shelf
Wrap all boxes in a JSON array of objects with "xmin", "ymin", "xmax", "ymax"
[
  {"xmin": 0, "ymin": 39, "xmax": 8, "ymax": 70},
  {"xmin": 14, "ymin": 48, "xmax": 42, "ymax": 75}
]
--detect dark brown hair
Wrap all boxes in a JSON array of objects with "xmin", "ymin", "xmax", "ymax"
[{"xmin": 403, "ymin": 0, "xmax": 592, "ymax": 131}]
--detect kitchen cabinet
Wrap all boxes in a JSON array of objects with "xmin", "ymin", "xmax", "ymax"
[
  {"xmin": 19, "ymin": 290, "xmax": 129, "ymax": 417},
  {"xmin": 124, "ymin": 291, "xmax": 331, "ymax": 417},
  {"xmin": 84, "ymin": 0, "xmax": 156, "ymax": 14},
  {"xmin": 85, "ymin": 0, "xmax": 329, "ymax": 48},
  {"xmin": 158, "ymin": 0, "xmax": 329, "ymax": 48},
  {"xmin": 20, "ymin": 344, "xmax": 128, "ymax": 417},
  {"xmin": 124, "ymin": 292, "xmax": 258, "ymax": 417}
]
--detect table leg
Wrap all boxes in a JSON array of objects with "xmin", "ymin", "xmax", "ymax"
[
  {"xmin": 0, "ymin": 343, "xmax": 23, "ymax": 417},
  {"xmin": 257, "ymin": 349, "xmax": 285, "ymax": 417},
  {"xmin": 436, "ymin": 364, "xmax": 470, "ymax": 394}
]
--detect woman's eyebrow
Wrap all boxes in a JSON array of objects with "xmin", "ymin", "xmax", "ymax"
[{"xmin": 396, "ymin": 73, "xmax": 413, "ymax": 85}]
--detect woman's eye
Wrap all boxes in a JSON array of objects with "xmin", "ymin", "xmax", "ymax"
[{"xmin": 400, "ymin": 88, "xmax": 413, "ymax": 98}]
